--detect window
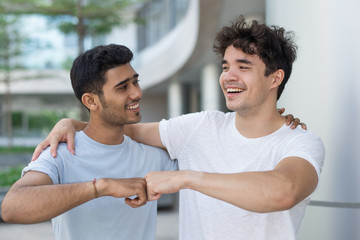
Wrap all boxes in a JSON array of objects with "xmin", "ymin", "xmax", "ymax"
[{"xmin": 137, "ymin": 0, "xmax": 189, "ymax": 51}]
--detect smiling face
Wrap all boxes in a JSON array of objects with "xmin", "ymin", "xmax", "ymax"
[
  {"xmin": 220, "ymin": 45, "xmax": 279, "ymax": 116},
  {"xmin": 98, "ymin": 63, "xmax": 142, "ymax": 127}
]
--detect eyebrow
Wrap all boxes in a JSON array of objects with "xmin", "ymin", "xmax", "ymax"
[
  {"xmin": 113, "ymin": 73, "xmax": 139, "ymax": 88},
  {"xmin": 221, "ymin": 59, "xmax": 253, "ymax": 65}
]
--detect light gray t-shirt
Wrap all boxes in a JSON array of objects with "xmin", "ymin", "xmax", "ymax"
[
  {"xmin": 159, "ymin": 111, "xmax": 325, "ymax": 240},
  {"xmin": 23, "ymin": 131, "xmax": 178, "ymax": 240}
]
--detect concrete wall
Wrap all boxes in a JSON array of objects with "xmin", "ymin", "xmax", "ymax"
[{"xmin": 267, "ymin": 0, "xmax": 360, "ymax": 239}]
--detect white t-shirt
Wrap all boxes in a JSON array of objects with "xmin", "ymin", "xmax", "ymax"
[
  {"xmin": 23, "ymin": 131, "xmax": 178, "ymax": 240},
  {"xmin": 159, "ymin": 111, "xmax": 325, "ymax": 240}
]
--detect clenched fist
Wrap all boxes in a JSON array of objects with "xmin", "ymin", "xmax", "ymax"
[
  {"xmin": 145, "ymin": 171, "xmax": 186, "ymax": 201},
  {"xmin": 96, "ymin": 178, "xmax": 148, "ymax": 208}
]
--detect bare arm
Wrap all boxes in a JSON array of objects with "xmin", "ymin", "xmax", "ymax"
[
  {"xmin": 1, "ymin": 171, "xmax": 147, "ymax": 224},
  {"xmin": 31, "ymin": 111, "xmax": 304, "ymax": 161},
  {"xmin": 124, "ymin": 122, "xmax": 164, "ymax": 149},
  {"xmin": 145, "ymin": 157, "xmax": 317, "ymax": 213}
]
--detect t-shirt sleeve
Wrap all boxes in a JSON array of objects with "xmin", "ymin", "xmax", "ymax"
[
  {"xmin": 159, "ymin": 112, "xmax": 205, "ymax": 160},
  {"xmin": 22, "ymin": 148, "xmax": 61, "ymax": 184},
  {"xmin": 160, "ymin": 150, "xmax": 179, "ymax": 171},
  {"xmin": 282, "ymin": 132, "xmax": 325, "ymax": 178}
]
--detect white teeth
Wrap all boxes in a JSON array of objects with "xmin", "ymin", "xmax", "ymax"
[
  {"xmin": 127, "ymin": 103, "xmax": 139, "ymax": 110},
  {"xmin": 226, "ymin": 88, "xmax": 244, "ymax": 93}
]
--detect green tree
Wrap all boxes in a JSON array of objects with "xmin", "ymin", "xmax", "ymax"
[
  {"xmin": 0, "ymin": 0, "xmax": 140, "ymax": 55},
  {"xmin": 0, "ymin": 15, "xmax": 25, "ymax": 147}
]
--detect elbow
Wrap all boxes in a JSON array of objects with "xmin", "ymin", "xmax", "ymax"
[
  {"xmin": 277, "ymin": 193, "xmax": 297, "ymax": 211},
  {"xmin": 1, "ymin": 212, "xmax": 13, "ymax": 223},
  {"xmin": 1, "ymin": 203, "xmax": 33, "ymax": 224},
  {"xmin": 1, "ymin": 200, "xmax": 14, "ymax": 223},
  {"xmin": 268, "ymin": 174, "xmax": 304, "ymax": 211},
  {"xmin": 1, "ymin": 196, "xmax": 25, "ymax": 223},
  {"xmin": 253, "ymin": 194, "xmax": 297, "ymax": 214},
  {"xmin": 273, "ymin": 184, "xmax": 299, "ymax": 211}
]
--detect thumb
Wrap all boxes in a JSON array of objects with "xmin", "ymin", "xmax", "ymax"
[{"xmin": 148, "ymin": 192, "xmax": 162, "ymax": 201}]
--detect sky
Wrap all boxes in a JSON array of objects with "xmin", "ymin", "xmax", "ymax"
[{"xmin": 19, "ymin": 15, "xmax": 75, "ymax": 69}]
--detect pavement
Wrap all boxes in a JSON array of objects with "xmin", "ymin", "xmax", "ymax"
[{"xmin": 0, "ymin": 208, "xmax": 179, "ymax": 240}]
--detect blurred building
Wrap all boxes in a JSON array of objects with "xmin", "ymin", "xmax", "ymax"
[{"xmin": 0, "ymin": 0, "xmax": 359, "ymax": 238}]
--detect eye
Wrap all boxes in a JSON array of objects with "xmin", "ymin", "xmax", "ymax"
[
  {"xmin": 133, "ymin": 79, "xmax": 140, "ymax": 85},
  {"xmin": 117, "ymin": 84, "xmax": 127, "ymax": 90},
  {"xmin": 222, "ymin": 65, "xmax": 229, "ymax": 71}
]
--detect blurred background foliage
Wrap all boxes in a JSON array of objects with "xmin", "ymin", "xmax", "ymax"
[
  {"xmin": 0, "ymin": 165, "xmax": 25, "ymax": 187},
  {"xmin": 0, "ymin": 0, "xmax": 142, "ymax": 147},
  {"xmin": 0, "ymin": 0, "xmax": 138, "ymax": 55}
]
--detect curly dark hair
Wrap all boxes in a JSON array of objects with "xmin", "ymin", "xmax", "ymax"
[
  {"xmin": 70, "ymin": 44, "xmax": 133, "ymax": 108},
  {"xmin": 213, "ymin": 17, "xmax": 297, "ymax": 100}
]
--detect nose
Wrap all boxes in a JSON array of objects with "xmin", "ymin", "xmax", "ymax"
[
  {"xmin": 223, "ymin": 66, "xmax": 239, "ymax": 82},
  {"xmin": 129, "ymin": 84, "xmax": 142, "ymax": 100}
]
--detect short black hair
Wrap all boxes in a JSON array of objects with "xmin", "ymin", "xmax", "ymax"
[{"xmin": 70, "ymin": 44, "xmax": 133, "ymax": 107}]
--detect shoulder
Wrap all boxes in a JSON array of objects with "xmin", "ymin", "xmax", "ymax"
[
  {"xmin": 22, "ymin": 146, "xmax": 61, "ymax": 181},
  {"xmin": 285, "ymin": 127, "xmax": 324, "ymax": 148},
  {"xmin": 200, "ymin": 111, "xmax": 234, "ymax": 128},
  {"xmin": 277, "ymin": 126, "xmax": 325, "ymax": 156},
  {"xmin": 193, "ymin": 110, "xmax": 228, "ymax": 119},
  {"xmin": 31, "ymin": 141, "xmax": 71, "ymax": 165},
  {"xmin": 280, "ymin": 127, "xmax": 325, "ymax": 172},
  {"xmin": 162, "ymin": 110, "xmax": 228, "ymax": 125}
]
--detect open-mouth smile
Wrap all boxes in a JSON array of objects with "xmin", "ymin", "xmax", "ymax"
[
  {"xmin": 226, "ymin": 87, "xmax": 245, "ymax": 94},
  {"xmin": 127, "ymin": 102, "xmax": 140, "ymax": 110}
]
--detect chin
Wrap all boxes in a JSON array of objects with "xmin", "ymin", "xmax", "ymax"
[
  {"xmin": 128, "ymin": 114, "xmax": 142, "ymax": 124},
  {"xmin": 226, "ymin": 104, "xmax": 237, "ymax": 112}
]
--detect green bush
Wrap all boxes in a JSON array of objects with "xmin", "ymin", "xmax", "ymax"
[
  {"xmin": 12, "ymin": 112, "xmax": 22, "ymax": 128},
  {"xmin": 28, "ymin": 110, "xmax": 67, "ymax": 130},
  {"xmin": 0, "ymin": 146, "xmax": 35, "ymax": 154},
  {"xmin": 0, "ymin": 165, "xmax": 24, "ymax": 187}
]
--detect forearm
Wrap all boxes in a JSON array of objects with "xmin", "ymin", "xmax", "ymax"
[
  {"xmin": 1, "ymin": 176, "xmax": 147, "ymax": 223},
  {"xmin": 183, "ymin": 170, "xmax": 297, "ymax": 213},
  {"xmin": 145, "ymin": 170, "xmax": 292, "ymax": 212},
  {"xmin": 146, "ymin": 159, "xmax": 317, "ymax": 212},
  {"xmin": 1, "ymin": 181, "xmax": 96, "ymax": 223}
]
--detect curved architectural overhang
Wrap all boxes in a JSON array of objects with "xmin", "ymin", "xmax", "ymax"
[
  {"xmin": 0, "ymin": 70, "xmax": 71, "ymax": 95},
  {"xmin": 136, "ymin": 0, "xmax": 200, "ymax": 90}
]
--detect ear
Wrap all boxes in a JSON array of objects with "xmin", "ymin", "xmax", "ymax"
[
  {"xmin": 270, "ymin": 69, "xmax": 285, "ymax": 89},
  {"xmin": 81, "ymin": 93, "xmax": 100, "ymax": 111}
]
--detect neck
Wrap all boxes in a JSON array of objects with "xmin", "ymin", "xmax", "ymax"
[
  {"xmin": 234, "ymin": 107, "xmax": 286, "ymax": 138},
  {"xmin": 83, "ymin": 118, "xmax": 125, "ymax": 145}
]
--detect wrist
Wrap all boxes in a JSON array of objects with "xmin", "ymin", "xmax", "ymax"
[
  {"xmin": 91, "ymin": 178, "xmax": 99, "ymax": 198},
  {"xmin": 182, "ymin": 170, "xmax": 202, "ymax": 190},
  {"xmin": 93, "ymin": 178, "xmax": 108, "ymax": 197}
]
